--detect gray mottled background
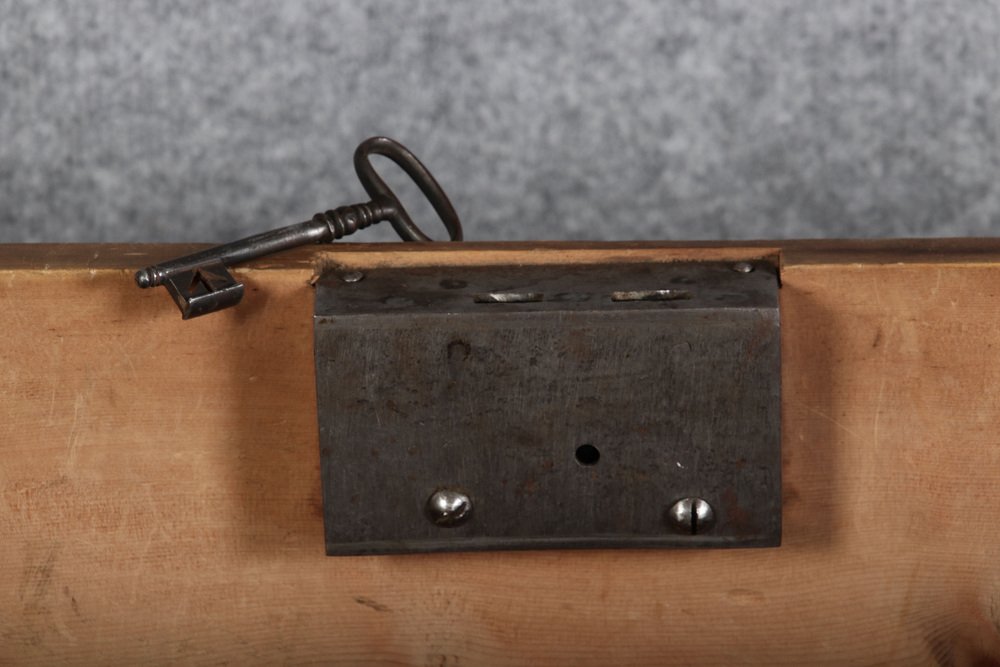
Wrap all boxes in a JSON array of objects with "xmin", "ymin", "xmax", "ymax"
[{"xmin": 2, "ymin": 0, "xmax": 1000, "ymax": 243}]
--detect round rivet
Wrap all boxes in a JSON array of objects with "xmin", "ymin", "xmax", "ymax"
[
  {"xmin": 732, "ymin": 262, "xmax": 754, "ymax": 274},
  {"xmin": 667, "ymin": 497, "xmax": 715, "ymax": 535},
  {"xmin": 426, "ymin": 489, "xmax": 472, "ymax": 527},
  {"xmin": 341, "ymin": 271, "xmax": 365, "ymax": 283}
]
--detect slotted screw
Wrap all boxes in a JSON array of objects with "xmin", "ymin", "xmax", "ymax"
[{"xmin": 667, "ymin": 497, "xmax": 716, "ymax": 535}]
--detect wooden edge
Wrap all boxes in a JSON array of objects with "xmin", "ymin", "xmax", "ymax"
[
  {"xmin": 2, "ymin": 238, "xmax": 1000, "ymax": 272},
  {"xmin": 4, "ymin": 241, "xmax": 1000, "ymax": 663}
]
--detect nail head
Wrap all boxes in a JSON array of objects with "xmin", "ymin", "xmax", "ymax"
[
  {"xmin": 341, "ymin": 271, "xmax": 365, "ymax": 283},
  {"xmin": 426, "ymin": 489, "xmax": 472, "ymax": 527}
]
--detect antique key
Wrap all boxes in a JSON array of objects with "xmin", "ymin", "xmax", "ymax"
[{"xmin": 135, "ymin": 136, "xmax": 463, "ymax": 319}]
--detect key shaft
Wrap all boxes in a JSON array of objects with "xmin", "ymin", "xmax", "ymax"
[
  {"xmin": 135, "ymin": 218, "xmax": 331, "ymax": 289},
  {"xmin": 133, "ymin": 136, "xmax": 462, "ymax": 319}
]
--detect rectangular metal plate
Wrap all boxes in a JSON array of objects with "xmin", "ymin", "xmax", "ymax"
[{"xmin": 314, "ymin": 261, "xmax": 781, "ymax": 555}]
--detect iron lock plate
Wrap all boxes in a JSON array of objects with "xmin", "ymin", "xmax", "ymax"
[{"xmin": 314, "ymin": 261, "xmax": 781, "ymax": 555}]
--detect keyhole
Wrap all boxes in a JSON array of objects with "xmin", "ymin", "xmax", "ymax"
[{"xmin": 575, "ymin": 444, "xmax": 600, "ymax": 466}]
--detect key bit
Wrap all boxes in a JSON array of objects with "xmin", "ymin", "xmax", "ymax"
[
  {"xmin": 135, "ymin": 136, "xmax": 463, "ymax": 319},
  {"xmin": 162, "ymin": 261, "xmax": 244, "ymax": 320}
]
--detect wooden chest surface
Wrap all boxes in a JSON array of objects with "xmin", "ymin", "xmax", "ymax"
[{"xmin": 2, "ymin": 240, "xmax": 999, "ymax": 665}]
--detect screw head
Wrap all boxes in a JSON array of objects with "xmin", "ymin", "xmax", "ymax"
[
  {"xmin": 732, "ymin": 262, "xmax": 754, "ymax": 274},
  {"xmin": 667, "ymin": 497, "xmax": 716, "ymax": 535},
  {"xmin": 341, "ymin": 271, "xmax": 365, "ymax": 283},
  {"xmin": 425, "ymin": 489, "xmax": 472, "ymax": 527}
]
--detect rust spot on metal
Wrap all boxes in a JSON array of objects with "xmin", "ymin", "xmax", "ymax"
[
  {"xmin": 447, "ymin": 339, "xmax": 471, "ymax": 361},
  {"xmin": 516, "ymin": 478, "xmax": 538, "ymax": 496},
  {"xmin": 721, "ymin": 487, "xmax": 757, "ymax": 536}
]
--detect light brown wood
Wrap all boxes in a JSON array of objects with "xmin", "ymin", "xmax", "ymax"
[{"xmin": 2, "ymin": 242, "xmax": 1000, "ymax": 665}]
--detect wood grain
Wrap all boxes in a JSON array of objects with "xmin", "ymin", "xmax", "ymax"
[{"xmin": 2, "ymin": 242, "xmax": 1000, "ymax": 665}]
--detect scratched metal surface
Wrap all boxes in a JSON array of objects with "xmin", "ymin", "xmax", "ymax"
[{"xmin": 314, "ymin": 262, "xmax": 781, "ymax": 554}]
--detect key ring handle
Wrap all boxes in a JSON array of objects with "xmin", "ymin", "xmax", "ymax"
[{"xmin": 354, "ymin": 136, "xmax": 463, "ymax": 242}]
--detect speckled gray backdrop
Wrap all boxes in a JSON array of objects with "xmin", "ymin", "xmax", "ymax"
[{"xmin": 2, "ymin": 1, "xmax": 999, "ymax": 242}]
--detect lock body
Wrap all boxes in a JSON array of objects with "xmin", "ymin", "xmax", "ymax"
[{"xmin": 314, "ymin": 262, "xmax": 781, "ymax": 555}]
